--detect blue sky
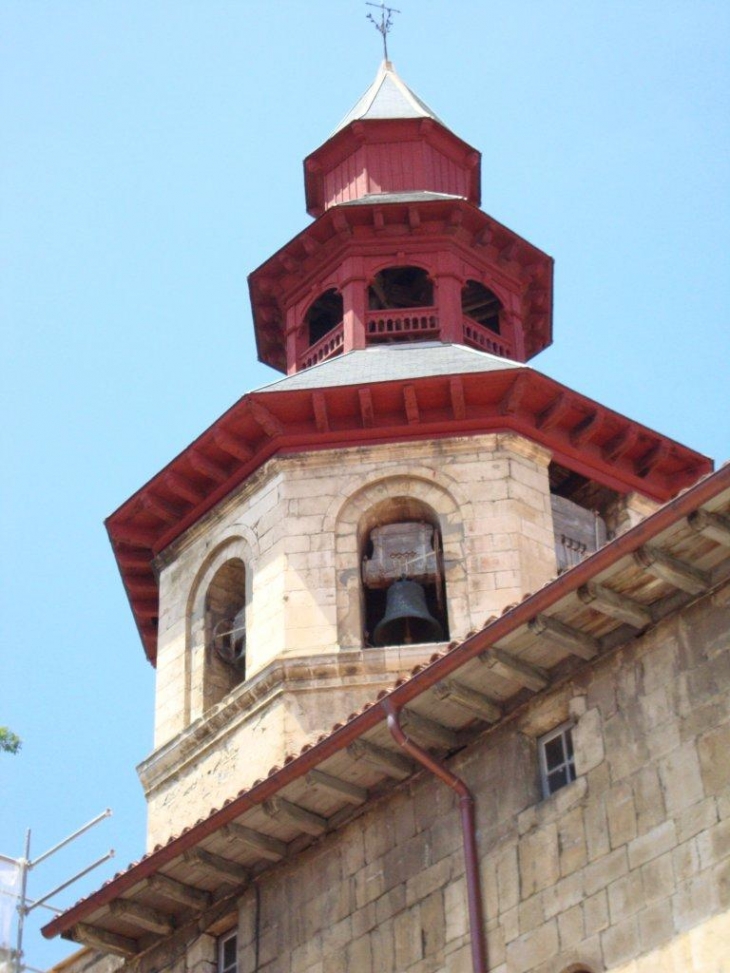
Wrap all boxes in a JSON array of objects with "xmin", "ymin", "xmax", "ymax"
[{"xmin": 1, "ymin": 2, "xmax": 728, "ymax": 968}]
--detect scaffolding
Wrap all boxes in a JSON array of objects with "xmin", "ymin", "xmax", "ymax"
[{"xmin": 1, "ymin": 811, "xmax": 114, "ymax": 973}]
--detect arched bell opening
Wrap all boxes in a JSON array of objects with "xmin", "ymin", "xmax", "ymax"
[
  {"xmin": 366, "ymin": 266, "xmax": 438, "ymax": 345},
  {"xmin": 359, "ymin": 496, "xmax": 448, "ymax": 647},
  {"xmin": 461, "ymin": 279, "xmax": 502, "ymax": 334},
  {"xmin": 203, "ymin": 558, "xmax": 247, "ymax": 709},
  {"xmin": 368, "ymin": 266, "xmax": 434, "ymax": 310},
  {"xmin": 305, "ymin": 288, "xmax": 344, "ymax": 346}
]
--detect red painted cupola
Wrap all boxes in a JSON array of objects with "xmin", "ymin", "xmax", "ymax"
[
  {"xmin": 249, "ymin": 62, "xmax": 554, "ymax": 375},
  {"xmin": 303, "ymin": 60, "xmax": 481, "ymax": 215}
]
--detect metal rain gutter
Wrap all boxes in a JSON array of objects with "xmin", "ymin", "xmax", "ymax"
[{"xmin": 383, "ymin": 698, "xmax": 487, "ymax": 973}]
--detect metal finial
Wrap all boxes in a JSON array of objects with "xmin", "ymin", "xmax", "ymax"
[{"xmin": 366, "ymin": 1, "xmax": 400, "ymax": 62}]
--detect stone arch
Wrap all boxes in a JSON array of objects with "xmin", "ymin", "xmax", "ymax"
[
  {"xmin": 324, "ymin": 465, "xmax": 472, "ymax": 533},
  {"xmin": 331, "ymin": 473, "xmax": 471, "ymax": 649},
  {"xmin": 185, "ymin": 534, "xmax": 255, "ymax": 724}
]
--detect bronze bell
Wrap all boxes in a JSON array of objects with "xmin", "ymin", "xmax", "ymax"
[
  {"xmin": 212, "ymin": 607, "xmax": 247, "ymax": 669},
  {"xmin": 373, "ymin": 579, "xmax": 443, "ymax": 647}
]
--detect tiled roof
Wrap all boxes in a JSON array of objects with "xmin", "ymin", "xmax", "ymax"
[
  {"xmin": 44, "ymin": 464, "xmax": 730, "ymax": 955},
  {"xmin": 332, "ymin": 60, "xmax": 447, "ymax": 136},
  {"xmin": 257, "ymin": 343, "xmax": 524, "ymax": 394},
  {"xmin": 339, "ymin": 191, "xmax": 466, "ymax": 206}
]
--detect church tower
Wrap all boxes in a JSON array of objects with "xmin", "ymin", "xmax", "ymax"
[{"xmin": 105, "ymin": 62, "xmax": 710, "ymax": 850}]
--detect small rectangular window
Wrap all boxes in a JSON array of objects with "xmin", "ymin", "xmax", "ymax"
[
  {"xmin": 218, "ymin": 930, "xmax": 237, "ymax": 973},
  {"xmin": 539, "ymin": 722, "xmax": 576, "ymax": 797}
]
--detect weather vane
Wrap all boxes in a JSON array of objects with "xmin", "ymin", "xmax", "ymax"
[{"xmin": 366, "ymin": 2, "xmax": 400, "ymax": 61}]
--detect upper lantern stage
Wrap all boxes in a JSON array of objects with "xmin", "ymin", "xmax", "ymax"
[
  {"xmin": 251, "ymin": 63, "xmax": 554, "ymax": 375},
  {"xmin": 304, "ymin": 61, "xmax": 481, "ymax": 217}
]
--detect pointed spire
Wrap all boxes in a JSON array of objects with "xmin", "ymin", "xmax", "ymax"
[{"xmin": 331, "ymin": 61, "xmax": 447, "ymax": 136}]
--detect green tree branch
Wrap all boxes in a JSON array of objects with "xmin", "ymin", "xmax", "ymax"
[{"xmin": 0, "ymin": 727, "xmax": 22, "ymax": 754}]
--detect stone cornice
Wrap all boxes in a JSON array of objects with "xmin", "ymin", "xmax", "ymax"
[{"xmin": 137, "ymin": 645, "xmax": 446, "ymax": 797}]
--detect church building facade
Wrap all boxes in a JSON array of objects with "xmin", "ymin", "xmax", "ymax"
[{"xmin": 43, "ymin": 62, "xmax": 730, "ymax": 973}]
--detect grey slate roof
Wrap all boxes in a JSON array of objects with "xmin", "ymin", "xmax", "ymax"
[
  {"xmin": 332, "ymin": 61, "xmax": 447, "ymax": 136},
  {"xmin": 339, "ymin": 191, "xmax": 465, "ymax": 207},
  {"xmin": 257, "ymin": 343, "xmax": 524, "ymax": 394}
]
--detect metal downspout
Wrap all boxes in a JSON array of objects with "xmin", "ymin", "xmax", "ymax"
[{"xmin": 382, "ymin": 698, "xmax": 487, "ymax": 973}]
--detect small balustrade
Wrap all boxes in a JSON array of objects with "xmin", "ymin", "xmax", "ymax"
[
  {"xmin": 462, "ymin": 317, "xmax": 512, "ymax": 359},
  {"xmin": 299, "ymin": 322, "xmax": 344, "ymax": 370},
  {"xmin": 366, "ymin": 307, "xmax": 439, "ymax": 342},
  {"xmin": 296, "ymin": 310, "xmax": 516, "ymax": 370}
]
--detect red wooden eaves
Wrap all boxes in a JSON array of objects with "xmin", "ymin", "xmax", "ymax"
[
  {"xmin": 248, "ymin": 197, "xmax": 555, "ymax": 372},
  {"xmin": 106, "ymin": 370, "xmax": 711, "ymax": 667}
]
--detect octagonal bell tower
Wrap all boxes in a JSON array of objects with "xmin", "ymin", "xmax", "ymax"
[{"xmin": 106, "ymin": 62, "xmax": 710, "ymax": 848}]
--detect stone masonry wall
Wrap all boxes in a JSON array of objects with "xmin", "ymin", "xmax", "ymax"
[
  {"xmin": 153, "ymin": 433, "xmax": 555, "ymax": 749},
  {"xmin": 148, "ymin": 580, "xmax": 726, "ymax": 973}
]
